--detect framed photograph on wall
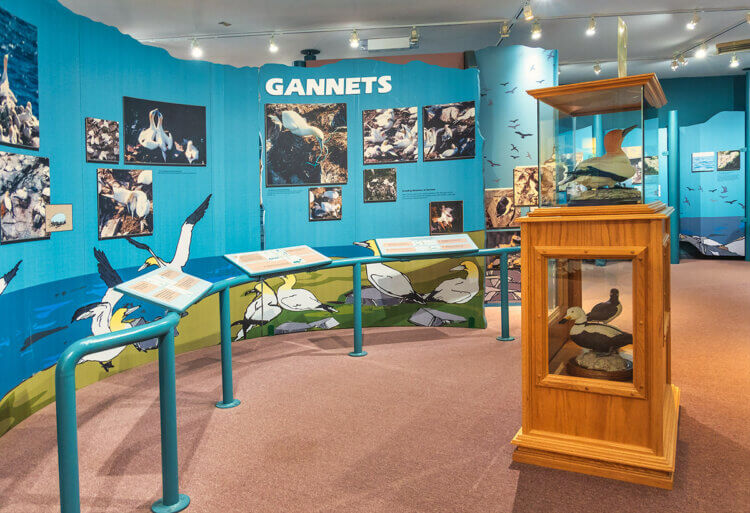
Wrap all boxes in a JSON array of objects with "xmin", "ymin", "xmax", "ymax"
[
  {"xmin": 97, "ymin": 168, "xmax": 153, "ymax": 239},
  {"xmin": 0, "ymin": 6, "xmax": 40, "ymax": 150},
  {"xmin": 123, "ymin": 97, "xmax": 206, "ymax": 166},
  {"xmin": 85, "ymin": 118, "xmax": 120, "ymax": 163},
  {"xmin": 45, "ymin": 204, "xmax": 73, "ymax": 232},
  {"xmin": 266, "ymin": 103, "xmax": 348, "ymax": 186},
  {"xmin": 0, "ymin": 151, "xmax": 49, "ymax": 243},
  {"xmin": 718, "ymin": 150, "xmax": 741, "ymax": 171},
  {"xmin": 691, "ymin": 152, "xmax": 715, "ymax": 172},
  {"xmin": 309, "ymin": 186, "xmax": 342, "ymax": 221},
  {"xmin": 363, "ymin": 168, "xmax": 396, "ymax": 203},
  {"xmin": 484, "ymin": 188, "xmax": 518, "ymax": 228},
  {"xmin": 423, "ymin": 101, "xmax": 475, "ymax": 161},
  {"xmin": 484, "ymin": 229, "xmax": 522, "ymax": 303},
  {"xmin": 513, "ymin": 165, "xmax": 540, "ymax": 207},
  {"xmin": 362, "ymin": 107, "xmax": 417, "ymax": 165},
  {"xmin": 429, "ymin": 200, "xmax": 463, "ymax": 234}
]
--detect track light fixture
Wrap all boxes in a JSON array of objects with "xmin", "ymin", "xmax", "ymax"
[
  {"xmin": 190, "ymin": 38, "xmax": 203, "ymax": 59},
  {"xmin": 671, "ymin": 57, "xmax": 679, "ymax": 71},
  {"xmin": 268, "ymin": 35, "xmax": 279, "ymax": 53},
  {"xmin": 695, "ymin": 43, "xmax": 707, "ymax": 59},
  {"xmin": 349, "ymin": 29, "xmax": 360, "ymax": 49},
  {"xmin": 530, "ymin": 20, "xmax": 541, "ymax": 40},
  {"xmin": 730, "ymin": 53, "xmax": 740, "ymax": 68},
  {"xmin": 409, "ymin": 26, "xmax": 420, "ymax": 46},
  {"xmin": 586, "ymin": 16, "xmax": 596, "ymax": 36},
  {"xmin": 500, "ymin": 22, "xmax": 510, "ymax": 38},
  {"xmin": 523, "ymin": 2, "xmax": 534, "ymax": 22},
  {"xmin": 593, "ymin": 62, "xmax": 601, "ymax": 75},
  {"xmin": 678, "ymin": 54, "xmax": 687, "ymax": 67},
  {"xmin": 686, "ymin": 11, "xmax": 700, "ymax": 30}
]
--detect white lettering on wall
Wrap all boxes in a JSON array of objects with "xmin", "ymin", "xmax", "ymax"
[{"xmin": 264, "ymin": 76, "xmax": 394, "ymax": 96}]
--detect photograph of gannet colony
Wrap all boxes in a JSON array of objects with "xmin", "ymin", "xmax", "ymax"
[
  {"xmin": 0, "ymin": 151, "xmax": 49, "ymax": 243},
  {"xmin": 484, "ymin": 187, "xmax": 518, "ymax": 228},
  {"xmin": 718, "ymin": 150, "xmax": 741, "ymax": 171},
  {"xmin": 513, "ymin": 165, "xmax": 540, "ymax": 207},
  {"xmin": 123, "ymin": 96, "xmax": 206, "ymax": 166},
  {"xmin": 429, "ymin": 200, "xmax": 463, "ymax": 234},
  {"xmin": 0, "ymin": 7, "xmax": 40, "ymax": 150},
  {"xmin": 362, "ymin": 107, "xmax": 418, "ymax": 164},
  {"xmin": 423, "ymin": 101, "xmax": 475, "ymax": 161},
  {"xmin": 363, "ymin": 167, "xmax": 397, "ymax": 203},
  {"xmin": 85, "ymin": 117, "xmax": 119, "ymax": 163},
  {"xmin": 97, "ymin": 168, "xmax": 153, "ymax": 239},
  {"xmin": 309, "ymin": 186, "xmax": 342, "ymax": 221},
  {"xmin": 266, "ymin": 103, "xmax": 348, "ymax": 186}
]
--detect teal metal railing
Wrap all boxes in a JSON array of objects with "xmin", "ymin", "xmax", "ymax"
[{"xmin": 55, "ymin": 246, "xmax": 519, "ymax": 513}]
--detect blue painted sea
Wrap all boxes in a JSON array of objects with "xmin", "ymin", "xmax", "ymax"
[{"xmin": 0, "ymin": 5, "xmax": 39, "ymax": 115}]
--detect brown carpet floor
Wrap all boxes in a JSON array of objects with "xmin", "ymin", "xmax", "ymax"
[{"xmin": 1, "ymin": 259, "xmax": 749, "ymax": 513}]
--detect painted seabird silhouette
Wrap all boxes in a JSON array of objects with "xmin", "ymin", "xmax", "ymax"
[
  {"xmin": 559, "ymin": 126, "xmax": 638, "ymax": 190},
  {"xmin": 277, "ymin": 274, "xmax": 337, "ymax": 313},
  {"xmin": 0, "ymin": 259, "xmax": 21, "ymax": 295},
  {"xmin": 424, "ymin": 260, "xmax": 479, "ymax": 304},
  {"xmin": 354, "ymin": 240, "xmax": 425, "ymax": 303},
  {"xmin": 559, "ymin": 306, "xmax": 632, "ymax": 355},
  {"xmin": 127, "ymin": 194, "xmax": 211, "ymax": 271},
  {"xmin": 232, "ymin": 282, "xmax": 282, "ymax": 340}
]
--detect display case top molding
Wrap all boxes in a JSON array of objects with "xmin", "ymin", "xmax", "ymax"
[
  {"xmin": 519, "ymin": 202, "xmax": 673, "ymax": 223},
  {"xmin": 526, "ymin": 74, "xmax": 667, "ymax": 117}
]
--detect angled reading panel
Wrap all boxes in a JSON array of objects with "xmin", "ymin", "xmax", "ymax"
[
  {"xmin": 116, "ymin": 267, "xmax": 213, "ymax": 313},
  {"xmin": 375, "ymin": 234, "xmax": 478, "ymax": 258},
  {"xmin": 224, "ymin": 245, "xmax": 332, "ymax": 278}
]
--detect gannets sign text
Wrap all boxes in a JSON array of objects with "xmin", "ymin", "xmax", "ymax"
[{"xmin": 265, "ymin": 76, "xmax": 393, "ymax": 96}]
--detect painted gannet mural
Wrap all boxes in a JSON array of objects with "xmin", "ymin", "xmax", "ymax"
[
  {"xmin": 0, "ymin": 259, "xmax": 21, "ymax": 295},
  {"xmin": 424, "ymin": 261, "xmax": 480, "ymax": 304},
  {"xmin": 277, "ymin": 274, "xmax": 337, "ymax": 313},
  {"xmin": 354, "ymin": 240, "xmax": 425, "ymax": 304},
  {"xmin": 232, "ymin": 282, "xmax": 282, "ymax": 340}
]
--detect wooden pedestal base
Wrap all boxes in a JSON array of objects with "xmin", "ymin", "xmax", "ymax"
[{"xmin": 511, "ymin": 385, "xmax": 680, "ymax": 489}]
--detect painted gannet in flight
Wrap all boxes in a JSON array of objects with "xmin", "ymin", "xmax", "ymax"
[
  {"xmin": 127, "ymin": 194, "xmax": 211, "ymax": 271},
  {"xmin": 0, "ymin": 260, "xmax": 21, "ymax": 295},
  {"xmin": 424, "ymin": 261, "xmax": 479, "ymax": 304},
  {"xmin": 277, "ymin": 274, "xmax": 337, "ymax": 313},
  {"xmin": 232, "ymin": 282, "xmax": 282, "ymax": 340},
  {"xmin": 71, "ymin": 248, "xmax": 139, "ymax": 371},
  {"xmin": 559, "ymin": 126, "xmax": 637, "ymax": 190},
  {"xmin": 353, "ymin": 240, "xmax": 424, "ymax": 303}
]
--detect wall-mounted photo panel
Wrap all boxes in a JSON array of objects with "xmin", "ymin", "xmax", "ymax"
[
  {"xmin": 423, "ymin": 101, "xmax": 475, "ymax": 161},
  {"xmin": 718, "ymin": 150, "xmax": 741, "ymax": 171},
  {"xmin": 97, "ymin": 168, "xmax": 153, "ymax": 239},
  {"xmin": 429, "ymin": 200, "xmax": 463, "ymax": 234},
  {"xmin": 309, "ymin": 186, "xmax": 342, "ymax": 221},
  {"xmin": 123, "ymin": 97, "xmax": 206, "ymax": 166},
  {"xmin": 0, "ymin": 152, "xmax": 49, "ymax": 243},
  {"xmin": 45, "ymin": 204, "xmax": 73, "ymax": 232},
  {"xmin": 0, "ymin": 6, "xmax": 40, "ymax": 150},
  {"xmin": 85, "ymin": 118, "xmax": 119, "ymax": 163},
  {"xmin": 362, "ymin": 107, "xmax": 418, "ymax": 164},
  {"xmin": 513, "ymin": 165, "xmax": 539, "ymax": 207},
  {"xmin": 266, "ymin": 103, "xmax": 347, "ymax": 186},
  {"xmin": 363, "ymin": 167, "xmax": 396, "ymax": 203},
  {"xmin": 691, "ymin": 151, "xmax": 715, "ymax": 172},
  {"xmin": 644, "ymin": 156, "xmax": 659, "ymax": 175},
  {"xmin": 484, "ymin": 188, "xmax": 518, "ymax": 228}
]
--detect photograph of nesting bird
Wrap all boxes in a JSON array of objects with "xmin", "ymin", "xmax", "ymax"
[
  {"xmin": 718, "ymin": 150, "xmax": 741, "ymax": 171},
  {"xmin": 0, "ymin": 151, "xmax": 49, "ymax": 243},
  {"xmin": 362, "ymin": 107, "xmax": 417, "ymax": 164},
  {"xmin": 485, "ymin": 230, "xmax": 521, "ymax": 271},
  {"xmin": 85, "ymin": 118, "xmax": 119, "ymax": 163},
  {"xmin": 266, "ymin": 103, "xmax": 347, "ymax": 186},
  {"xmin": 309, "ymin": 186, "xmax": 342, "ymax": 221},
  {"xmin": 484, "ymin": 230, "xmax": 521, "ymax": 303},
  {"xmin": 484, "ymin": 188, "xmax": 518, "ymax": 228},
  {"xmin": 97, "ymin": 168, "xmax": 153, "ymax": 239},
  {"xmin": 0, "ymin": 7, "xmax": 40, "ymax": 150},
  {"xmin": 363, "ymin": 168, "xmax": 396, "ymax": 203},
  {"xmin": 123, "ymin": 97, "xmax": 206, "ymax": 166},
  {"xmin": 423, "ymin": 101, "xmax": 475, "ymax": 161},
  {"xmin": 513, "ymin": 165, "xmax": 540, "ymax": 207},
  {"xmin": 429, "ymin": 200, "xmax": 463, "ymax": 234}
]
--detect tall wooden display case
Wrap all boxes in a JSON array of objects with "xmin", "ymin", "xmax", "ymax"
[{"xmin": 511, "ymin": 76, "xmax": 678, "ymax": 489}]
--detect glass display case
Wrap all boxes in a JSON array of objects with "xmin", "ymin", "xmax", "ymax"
[{"xmin": 528, "ymin": 74, "xmax": 667, "ymax": 207}]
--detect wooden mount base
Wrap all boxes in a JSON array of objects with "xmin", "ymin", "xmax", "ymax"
[{"xmin": 511, "ymin": 385, "xmax": 680, "ymax": 489}]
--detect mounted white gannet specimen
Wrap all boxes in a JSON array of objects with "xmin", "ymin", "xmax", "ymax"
[
  {"xmin": 558, "ymin": 125, "xmax": 637, "ymax": 190},
  {"xmin": 424, "ymin": 260, "xmax": 480, "ymax": 304},
  {"xmin": 353, "ymin": 240, "xmax": 424, "ymax": 303},
  {"xmin": 277, "ymin": 274, "xmax": 337, "ymax": 313},
  {"xmin": 232, "ymin": 282, "xmax": 282, "ymax": 340},
  {"xmin": 0, "ymin": 259, "xmax": 21, "ymax": 295},
  {"xmin": 71, "ymin": 248, "xmax": 139, "ymax": 371},
  {"xmin": 127, "ymin": 194, "xmax": 211, "ymax": 271}
]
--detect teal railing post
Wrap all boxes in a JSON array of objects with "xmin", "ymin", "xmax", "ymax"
[
  {"xmin": 151, "ymin": 329, "xmax": 190, "ymax": 513},
  {"xmin": 497, "ymin": 252, "xmax": 514, "ymax": 342},
  {"xmin": 349, "ymin": 262, "xmax": 367, "ymax": 357},
  {"xmin": 56, "ymin": 357, "xmax": 82, "ymax": 513},
  {"xmin": 667, "ymin": 109, "xmax": 680, "ymax": 264},
  {"xmin": 216, "ymin": 286, "xmax": 241, "ymax": 409}
]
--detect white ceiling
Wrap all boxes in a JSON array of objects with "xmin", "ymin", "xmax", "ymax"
[{"xmin": 58, "ymin": 0, "xmax": 750, "ymax": 82}]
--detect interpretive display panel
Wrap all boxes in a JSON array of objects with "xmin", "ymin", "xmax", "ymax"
[
  {"xmin": 375, "ymin": 234, "xmax": 477, "ymax": 258},
  {"xmin": 225, "ymin": 245, "xmax": 332, "ymax": 277},
  {"xmin": 115, "ymin": 267, "xmax": 212, "ymax": 313}
]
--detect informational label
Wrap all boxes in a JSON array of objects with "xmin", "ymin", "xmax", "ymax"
[
  {"xmin": 375, "ymin": 234, "xmax": 478, "ymax": 257},
  {"xmin": 115, "ymin": 267, "xmax": 213, "ymax": 313},
  {"xmin": 224, "ymin": 245, "xmax": 332, "ymax": 277}
]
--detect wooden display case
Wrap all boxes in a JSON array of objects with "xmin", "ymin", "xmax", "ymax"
[{"xmin": 511, "ymin": 202, "xmax": 678, "ymax": 488}]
